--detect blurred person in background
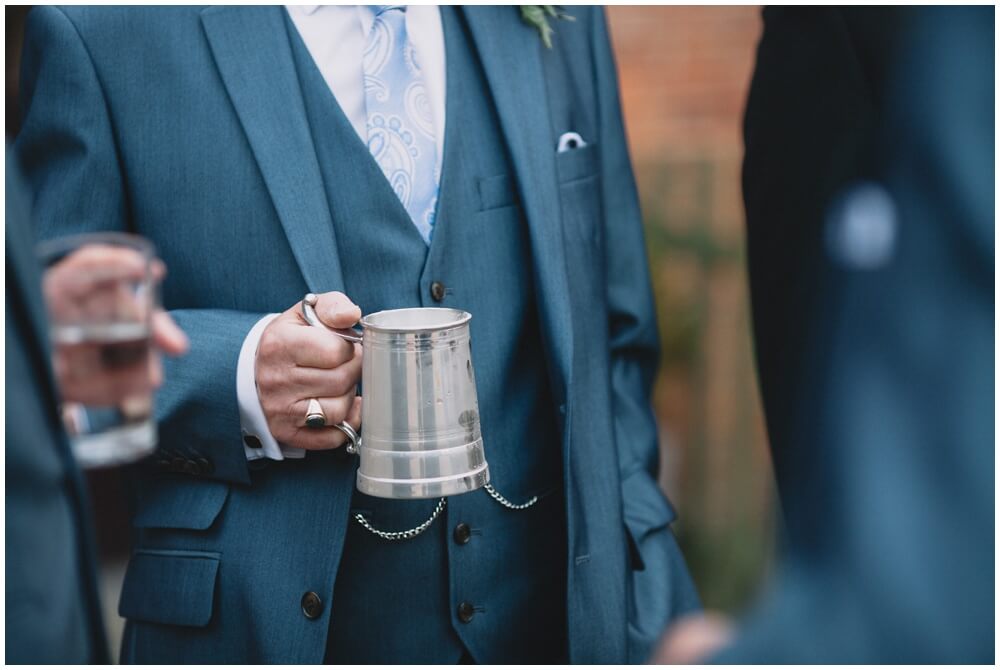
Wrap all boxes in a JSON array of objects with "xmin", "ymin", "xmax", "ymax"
[
  {"xmin": 740, "ymin": 5, "xmax": 914, "ymax": 545},
  {"xmin": 5, "ymin": 154, "xmax": 189, "ymax": 663},
  {"xmin": 656, "ymin": 5, "xmax": 994, "ymax": 662}
]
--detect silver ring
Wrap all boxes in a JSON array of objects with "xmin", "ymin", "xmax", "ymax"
[
  {"xmin": 305, "ymin": 398, "xmax": 326, "ymax": 428},
  {"xmin": 334, "ymin": 420, "xmax": 360, "ymax": 454}
]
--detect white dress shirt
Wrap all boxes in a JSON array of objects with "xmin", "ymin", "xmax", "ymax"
[{"xmin": 238, "ymin": 5, "xmax": 447, "ymax": 461}]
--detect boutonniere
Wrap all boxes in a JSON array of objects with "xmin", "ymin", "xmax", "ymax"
[{"xmin": 520, "ymin": 6, "xmax": 575, "ymax": 49}]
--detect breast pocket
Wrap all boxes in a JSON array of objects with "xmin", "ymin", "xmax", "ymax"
[{"xmin": 556, "ymin": 144, "xmax": 603, "ymax": 248}]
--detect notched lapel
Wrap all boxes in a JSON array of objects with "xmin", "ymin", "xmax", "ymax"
[
  {"xmin": 201, "ymin": 6, "xmax": 345, "ymax": 293},
  {"xmin": 462, "ymin": 7, "xmax": 574, "ymax": 395}
]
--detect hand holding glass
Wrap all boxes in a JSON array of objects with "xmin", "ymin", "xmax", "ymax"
[{"xmin": 39, "ymin": 233, "xmax": 187, "ymax": 468}]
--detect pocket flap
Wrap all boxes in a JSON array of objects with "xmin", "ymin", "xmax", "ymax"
[
  {"xmin": 133, "ymin": 476, "xmax": 229, "ymax": 530},
  {"xmin": 118, "ymin": 549, "xmax": 220, "ymax": 627}
]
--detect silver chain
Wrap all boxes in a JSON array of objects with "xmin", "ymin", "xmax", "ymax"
[
  {"xmin": 483, "ymin": 482, "xmax": 539, "ymax": 510},
  {"xmin": 352, "ymin": 483, "xmax": 540, "ymax": 541},
  {"xmin": 352, "ymin": 497, "xmax": 448, "ymax": 541}
]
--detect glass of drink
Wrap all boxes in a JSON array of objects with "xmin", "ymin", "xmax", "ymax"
[{"xmin": 37, "ymin": 233, "xmax": 160, "ymax": 468}]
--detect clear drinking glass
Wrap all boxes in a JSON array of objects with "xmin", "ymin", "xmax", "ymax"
[{"xmin": 37, "ymin": 233, "xmax": 159, "ymax": 468}]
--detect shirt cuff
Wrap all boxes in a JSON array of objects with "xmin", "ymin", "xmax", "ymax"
[{"xmin": 236, "ymin": 313, "xmax": 306, "ymax": 461}]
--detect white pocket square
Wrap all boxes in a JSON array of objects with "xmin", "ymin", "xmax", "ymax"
[{"xmin": 557, "ymin": 131, "xmax": 587, "ymax": 153}]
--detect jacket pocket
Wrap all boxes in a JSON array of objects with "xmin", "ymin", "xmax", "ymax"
[
  {"xmin": 118, "ymin": 548, "xmax": 220, "ymax": 627},
  {"xmin": 555, "ymin": 143, "xmax": 599, "ymax": 184},
  {"xmin": 556, "ymin": 144, "xmax": 603, "ymax": 252}
]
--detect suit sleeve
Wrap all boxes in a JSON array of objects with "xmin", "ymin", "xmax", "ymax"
[
  {"xmin": 589, "ymin": 8, "xmax": 701, "ymax": 659},
  {"xmin": 15, "ymin": 6, "xmax": 257, "ymax": 485},
  {"xmin": 589, "ymin": 8, "xmax": 664, "ymax": 490}
]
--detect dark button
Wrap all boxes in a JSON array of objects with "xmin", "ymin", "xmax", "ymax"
[
  {"xmin": 183, "ymin": 459, "xmax": 200, "ymax": 475},
  {"xmin": 243, "ymin": 434, "xmax": 263, "ymax": 450},
  {"xmin": 301, "ymin": 592, "xmax": 323, "ymax": 619},
  {"xmin": 457, "ymin": 601, "xmax": 475, "ymax": 624},
  {"xmin": 430, "ymin": 281, "xmax": 446, "ymax": 302},
  {"xmin": 196, "ymin": 457, "xmax": 214, "ymax": 475},
  {"xmin": 171, "ymin": 457, "xmax": 187, "ymax": 472},
  {"xmin": 453, "ymin": 522, "xmax": 472, "ymax": 545}
]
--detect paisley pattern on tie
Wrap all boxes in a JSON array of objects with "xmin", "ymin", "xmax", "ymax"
[{"xmin": 363, "ymin": 6, "xmax": 439, "ymax": 244}]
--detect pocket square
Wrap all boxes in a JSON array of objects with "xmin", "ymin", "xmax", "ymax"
[{"xmin": 557, "ymin": 131, "xmax": 587, "ymax": 153}]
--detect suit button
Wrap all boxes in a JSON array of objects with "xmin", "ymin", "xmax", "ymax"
[
  {"xmin": 453, "ymin": 522, "xmax": 472, "ymax": 545},
  {"xmin": 171, "ymin": 457, "xmax": 186, "ymax": 472},
  {"xmin": 457, "ymin": 601, "xmax": 475, "ymax": 624},
  {"xmin": 243, "ymin": 434, "xmax": 262, "ymax": 450},
  {"xmin": 301, "ymin": 592, "xmax": 323, "ymax": 619},
  {"xmin": 183, "ymin": 459, "xmax": 200, "ymax": 475},
  {"xmin": 430, "ymin": 281, "xmax": 446, "ymax": 302}
]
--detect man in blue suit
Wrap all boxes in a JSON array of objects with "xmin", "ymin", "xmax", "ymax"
[
  {"xmin": 657, "ymin": 6, "xmax": 994, "ymax": 663},
  {"xmin": 17, "ymin": 6, "xmax": 699, "ymax": 663}
]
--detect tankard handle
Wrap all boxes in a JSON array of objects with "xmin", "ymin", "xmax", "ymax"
[{"xmin": 301, "ymin": 293, "xmax": 363, "ymax": 343}]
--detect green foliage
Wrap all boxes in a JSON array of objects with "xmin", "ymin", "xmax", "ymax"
[
  {"xmin": 519, "ymin": 5, "xmax": 575, "ymax": 49},
  {"xmin": 640, "ymin": 157, "xmax": 775, "ymax": 614}
]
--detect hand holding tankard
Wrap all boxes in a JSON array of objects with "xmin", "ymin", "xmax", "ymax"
[{"xmin": 254, "ymin": 291, "xmax": 363, "ymax": 452}]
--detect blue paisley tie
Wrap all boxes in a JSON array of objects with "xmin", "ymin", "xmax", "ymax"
[{"xmin": 363, "ymin": 5, "xmax": 438, "ymax": 244}]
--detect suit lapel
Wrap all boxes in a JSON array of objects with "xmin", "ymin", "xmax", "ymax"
[
  {"xmin": 462, "ymin": 7, "xmax": 574, "ymax": 395},
  {"xmin": 201, "ymin": 6, "xmax": 345, "ymax": 293}
]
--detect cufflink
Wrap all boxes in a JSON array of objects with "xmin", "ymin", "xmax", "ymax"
[{"xmin": 243, "ymin": 433, "xmax": 263, "ymax": 450}]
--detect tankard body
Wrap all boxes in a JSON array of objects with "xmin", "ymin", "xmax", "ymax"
[{"xmin": 351, "ymin": 308, "xmax": 490, "ymax": 499}]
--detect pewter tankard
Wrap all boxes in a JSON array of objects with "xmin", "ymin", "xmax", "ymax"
[{"xmin": 303, "ymin": 297, "xmax": 490, "ymax": 500}]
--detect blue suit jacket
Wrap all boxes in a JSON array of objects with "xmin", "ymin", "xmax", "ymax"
[
  {"xmin": 17, "ymin": 6, "xmax": 698, "ymax": 662},
  {"xmin": 5, "ymin": 153, "xmax": 109, "ymax": 664},
  {"xmin": 718, "ymin": 7, "xmax": 994, "ymax": 662}
]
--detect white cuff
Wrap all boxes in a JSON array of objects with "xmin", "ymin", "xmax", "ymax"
[{"xmin": 237, "ymin": 313, "xmax": 306, "ymax": 461}]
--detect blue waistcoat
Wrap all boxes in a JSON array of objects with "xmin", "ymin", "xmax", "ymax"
[{"xmin": 287, "ymin": 9, "xmax": 567, "ymax": 662}]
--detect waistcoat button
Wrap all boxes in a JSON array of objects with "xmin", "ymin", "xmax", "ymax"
[
  {"xmin": 453, "ymin": 522, "xmax": 472, "ymax": 545},
  {"xmin": 430, "ymin": 281, "xmax": 446, "ymax": 302}
]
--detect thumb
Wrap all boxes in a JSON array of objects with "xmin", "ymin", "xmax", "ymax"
[{"xmin": 314, "ymin": 291, "xmax": 362, "ymax": 329}]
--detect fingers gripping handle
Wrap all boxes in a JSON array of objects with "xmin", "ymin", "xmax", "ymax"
[{"xmin": 301, "ymin": 293, "xmax": 362, "ymax": 454}]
